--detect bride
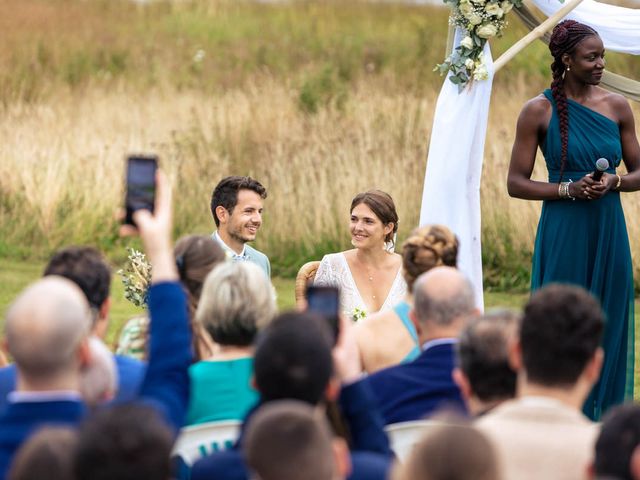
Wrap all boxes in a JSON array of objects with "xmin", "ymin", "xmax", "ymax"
[{"xmin": 314, "ymin": 190, "xmax": 406, "ymax": 319}]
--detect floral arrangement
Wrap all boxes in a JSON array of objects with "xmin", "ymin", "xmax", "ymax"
[
  {"xmin": 352, "ymin": 307, "xmax": 367, "ymax": 322},
  {"xmin": 117, "ymin": 248, "xmax": 152, "ymax": 308},
  {"xmin": 435, "ymin": 0, "xmax": 522, "ymax": 91}
]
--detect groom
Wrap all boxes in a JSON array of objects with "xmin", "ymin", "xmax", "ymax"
[{"xmin": 210, "ymin": 176, "xmax": 271, "ymax": 278}]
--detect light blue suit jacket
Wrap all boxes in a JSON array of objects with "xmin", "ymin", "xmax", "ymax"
[{"xmin": 212, "ymin": 233, "xmax": 271, "ymax": 278}]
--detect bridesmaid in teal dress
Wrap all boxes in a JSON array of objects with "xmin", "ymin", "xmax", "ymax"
[{"xmin": 507, "ymin": 20, "xmax": 640, "ymax": 420}]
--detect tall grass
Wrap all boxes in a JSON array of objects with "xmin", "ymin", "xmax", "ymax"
[{"xmin": 1, "ymin": 0, "xmax": 640, "ymax": 288}]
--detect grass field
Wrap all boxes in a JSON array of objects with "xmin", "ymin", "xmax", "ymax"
[{"xmin": 1, "ymin": 0, "xmax": 640, "ymax": 291}]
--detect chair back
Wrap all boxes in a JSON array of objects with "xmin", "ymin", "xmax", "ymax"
[
  {"xmin": 385, "ymin": 420, "xmax": 441, "ymax": 462},
  {"xmin": 172, "ymin": 420, "xmax": 242, "ymax": 466},
  {"xmin": 295, "ymin": 260, "xmax": 321, "ymax": 305}
]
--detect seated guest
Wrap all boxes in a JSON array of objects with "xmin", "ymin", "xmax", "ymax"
[
  {"xmin": 80, "ymin": 337, "xmax": 118, "ymax": 406},
  {"xmin": 74, "ymin": 404, "xmax": 173, "ymax": 480},
  {"xmin": 0, "ymin": 246, "xmax": 145, "ymax": 410},
  {"xmin": 314, "ymin": 190, "xmax": 406, "ymax": 320},
  {"xmin": 366, "ymin": 267, "xmax": 476, "ymax": 424},
  {"xmin": 452, "ymin": 309, "xmax": 519, "ymax": 417},
  {"xmin": 392, "ymin": 418, "xmax": 500, "ymax": 480},
  {"xmin": 187, "ymin": 261, "xmax": 276, "ymax": 425},
  {"xmin": 244, "ymin": 400, "xmax": 351, "ymax": 480},
  {"xmin": 476, "ymin": 284, "xmax": 604, "ymax": 480},
  {"xmin": 116, "ymin": 234, "xmax": 226, "ymax": 361},
  {"xmin": 592, "ymin": 404, "xmax": 640, "ymax": 480},
  {"xmin": 0, "ymin": 171, "xmax": 192, "ymax": 478},
  {"xmin": 356, "ymin": 225, "xmax": 458, "ymax": 373},
  {"xmin": 8, "ymin": 427, "xmax": 77, "ymax": 480},
  {"xmin": 191, "ymin": 312, "xmax": 393, "ymax": 480}
]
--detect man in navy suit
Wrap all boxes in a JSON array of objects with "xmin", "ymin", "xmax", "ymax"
[
  {"xmin": 190, "ymin": 312, "xmax": 392, "ymax": 480},
  {"xmin": 0, "ymin": 172, "xmax": 191, "ymax": 479},
  {"xmin": 367, "ymin": 267, "xmax": 477, "ymax": 425},
  {"xmin": 0, "ymin": 246, "xmax": 146, "ymax": 412}
]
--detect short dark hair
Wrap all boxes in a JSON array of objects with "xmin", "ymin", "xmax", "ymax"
[
  {"xmin": 210, "ymin": 176, "xmax": 267, "ymax": 227},
  {"xmin": 350, "ymin": 190, "xmax": 398, "ymax": 244},
  {"xmin": 43, "ymin": 246, "xmax": 111, "ymax": 315},
  {"xmin": 8, "ymin": 427, "xmax": 77, "ymax": 480},
  {"xmin": 244, "ymin": 400, "xmax": 335, "ymax": 480},
  {"xmin": 521, "ymin": 284, "xmax": 603, "ymax": 387},
  {"xmin": 254, "ymin": 312, "xmax": 334, "ymax": 405},
  {"xmin": 594, "ymin": 404, "xmax": 640, "ymax": 480},
  {"xmin": 457, "ymin": 310, "xmax": 519, "ymax": 402},
  {"xmin": 74, "ymin": 404, "xmax": 173, "ymax": 480}
]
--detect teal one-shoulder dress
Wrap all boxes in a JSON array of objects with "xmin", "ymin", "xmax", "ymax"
[{"xmin": 531, "ymin": 89, "xmax": 635, "ymax": 420}]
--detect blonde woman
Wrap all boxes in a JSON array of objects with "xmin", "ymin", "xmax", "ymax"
[
  {"xmin": 356, "ymin": 225, "xmax": 458, "ymax": 373},
  {"xmin": 187, "ymin": 261, "xmax": 276, "ymax": 425}
]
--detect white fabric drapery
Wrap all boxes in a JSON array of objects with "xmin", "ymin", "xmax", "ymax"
[
  {"xmin": 532, "ymin": 0, "xmax": 640, "ymax": 54},
  {"xmin": 419, "ymin": 28, "xmax": 493, "ymax": 309},
  {"xmin": 419, "ymin": 0, "xmax": 640, "ymax": 309}
]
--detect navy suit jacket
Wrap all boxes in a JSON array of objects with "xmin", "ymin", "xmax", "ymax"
[
  {"xmin": 190, "ymin": 380, "xmax": 392, "ymax": 480},
  {"xmin": 366, "ymin": 340, "xmax": 466, "ymax": 425},
  {"xmin": 0, "ymin": 282, "xmax": 191, "ymax": 479},
  {"xmin": 0, "ymin": 355, "xmax": 146, "ymax": 413}
]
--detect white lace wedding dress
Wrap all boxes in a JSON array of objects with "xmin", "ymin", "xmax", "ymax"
[{"xmin": 313, "ymin": 253, "xmax": 407, "ymax": 319}]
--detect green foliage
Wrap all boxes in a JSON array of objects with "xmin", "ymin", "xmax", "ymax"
[{"xmin": 299, "ymin": 66, "xmax": 348, "ymax": 114}]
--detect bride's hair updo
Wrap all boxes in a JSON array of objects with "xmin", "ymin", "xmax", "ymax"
[
  {"xmin": 350, "ymin": 190, "xmax": 399, "ymax": 245},
  {"xmin": 548, "ymin": 20, "xmax": 598, "ymax": 182},
  {"xmin": 402, "ymin": 225, "xmax": 458, "ymax": 291}
]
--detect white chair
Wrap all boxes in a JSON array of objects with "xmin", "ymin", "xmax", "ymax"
[
  {"xmin": 385, "ymin": 420, "xmax": 442, "ymax": 462},
  {"xmin": 172, "ymin": 420, "xmax": 242, "ymax": 466}
]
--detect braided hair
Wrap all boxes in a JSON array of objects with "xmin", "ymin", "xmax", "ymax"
[
  {"xmin": 401, "ymin": 224, "xmax": 459, "ymax": 291},
  {"xmin": 548, "ymin": 20, "xmax": 598, "ymax": 182}
]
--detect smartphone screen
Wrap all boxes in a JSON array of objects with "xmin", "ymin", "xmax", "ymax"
[
  {"xmin": 125, "ymin": 155, "xmax": 158, "ymax": 226},
  {"xmin": 306, "ymin": 286, "xmax": 341, "ymax": 342}
]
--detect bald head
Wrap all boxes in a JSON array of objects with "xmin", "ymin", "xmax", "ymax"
[
  {"xmin": 5, "ymin": 276, "xmax": 91, "ymax": 382},
  {"xmin": 413, "ymin": 267, "xmax": 475, "ymax": 327}
]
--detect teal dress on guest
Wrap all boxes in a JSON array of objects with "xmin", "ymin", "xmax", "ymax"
[
  {"xmin": 531, "ymin": 89, "xmax": 635, "ymax": 420},
  {"xmin": 186, "ymin": 357, "xmax": 258, "ymax": 425},
  {"xmin": 393, "ymin": 302, "xmax": 421, "ymax": 363}
]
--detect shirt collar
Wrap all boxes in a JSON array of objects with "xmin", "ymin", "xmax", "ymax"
[
  {"xmin": 421, "ymin": 337, "xmax": 457, "ymax": 352},
  {"xmin": 9, "ymin": 391, "xmax": 82, "ymax": 403},
  {"xmin": 213, "ymin": 231, "xmax": 248, "ymax": 260}
]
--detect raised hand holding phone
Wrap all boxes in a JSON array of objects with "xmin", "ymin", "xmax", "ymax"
[{"xmin": 124, "ymin": 155, "xmax": 158, "ymax": 226}]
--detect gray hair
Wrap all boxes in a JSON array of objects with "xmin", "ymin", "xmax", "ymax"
[
  {"xmin": 5, "ymin": 276, "xmax": 92, "ymax": 380},
  {"xmin": 196, "ymin": 262, "xmax": 276, "ymax": 347},
  {"xmin": 413, "ymin": 267, "xmax": 475, "ymax": 326}
]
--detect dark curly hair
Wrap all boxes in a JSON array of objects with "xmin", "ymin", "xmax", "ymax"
[{"xmin": 548, "ymin": 20, "xmax": 598, "ymax": 182}]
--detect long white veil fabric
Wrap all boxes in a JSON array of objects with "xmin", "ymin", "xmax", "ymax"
[
  {"xmin": 419, "ymin": 0, "xmax": 640, "ymax": 309},
  {"xmin": 419, "ymin": 28, "xmax": 493, "ymax": 309},
  {"xmin": 532, "ymin": 0, "xmax": 640, "ymax": 54}
]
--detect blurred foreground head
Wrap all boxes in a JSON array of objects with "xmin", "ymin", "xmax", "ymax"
[
  {"xmin": 594, "ymin": 404, "xmax": 640, "ymax": 480},
  {"xmin": 244, "ymin": 400, "xmax": 350, "ymax": 480},
  {"xmin": 253, "ymin": 311, "xmax": 334, "ymax": 405},
  {"xmin": 8, "ymin": 427, "xmax": 77, "ymax": 480},
  {"xmin": 74, "ymin": 404, "xmax": 173, "ymax": 480},
  {"xmin": 393, "ymin": 417, "xmax": 500, "ymax": 480},
  {"xmin": 5, "ymin": 276, "xmax": 92, "ymax": 390}
]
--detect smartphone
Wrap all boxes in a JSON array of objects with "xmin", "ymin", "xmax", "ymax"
[
  {"xmin": 306, "ymin": 285, "xmax": 341, "ymax": 342},
  {"xmin": 124, "ymin": 155, "xmax": 158, "ymax": 226}
]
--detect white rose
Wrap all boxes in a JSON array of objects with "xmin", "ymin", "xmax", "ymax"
[
  {"xmin": 476, "ymin": 23, "xmax": 498, "ymax": 38},
  {"xmin": 459, "ymin": 2, "xmax": 474, "ymax": 17},
  {"xmin": 460, "ymin": 36, "xmax": 474, "ymax": 49},
  {"xmin": 501, "ymin": 1, "xmax": 514, "ymax": 13},
  {"xmin": 485, "ymin": 3, "xmax": 504, "ymax": 17},
  {"xmin": 468, "ymin": 12, "xmax": 483, "ymax": 25},
  {"xmin": 471, "ymin": 0, "xmax": 486, "ymax": 5},
  {"xmin": 473, "ymin": 64, "xmax": 489, "ymax": 81},
  {"xmin": 465, "ymin": 58, "xmax": 475, "ymax": 69}
]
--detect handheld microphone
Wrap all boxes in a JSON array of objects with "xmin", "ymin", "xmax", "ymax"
[{"xmin": 592, "ymin": 158, "xmax": 609, "ymax": 182}]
